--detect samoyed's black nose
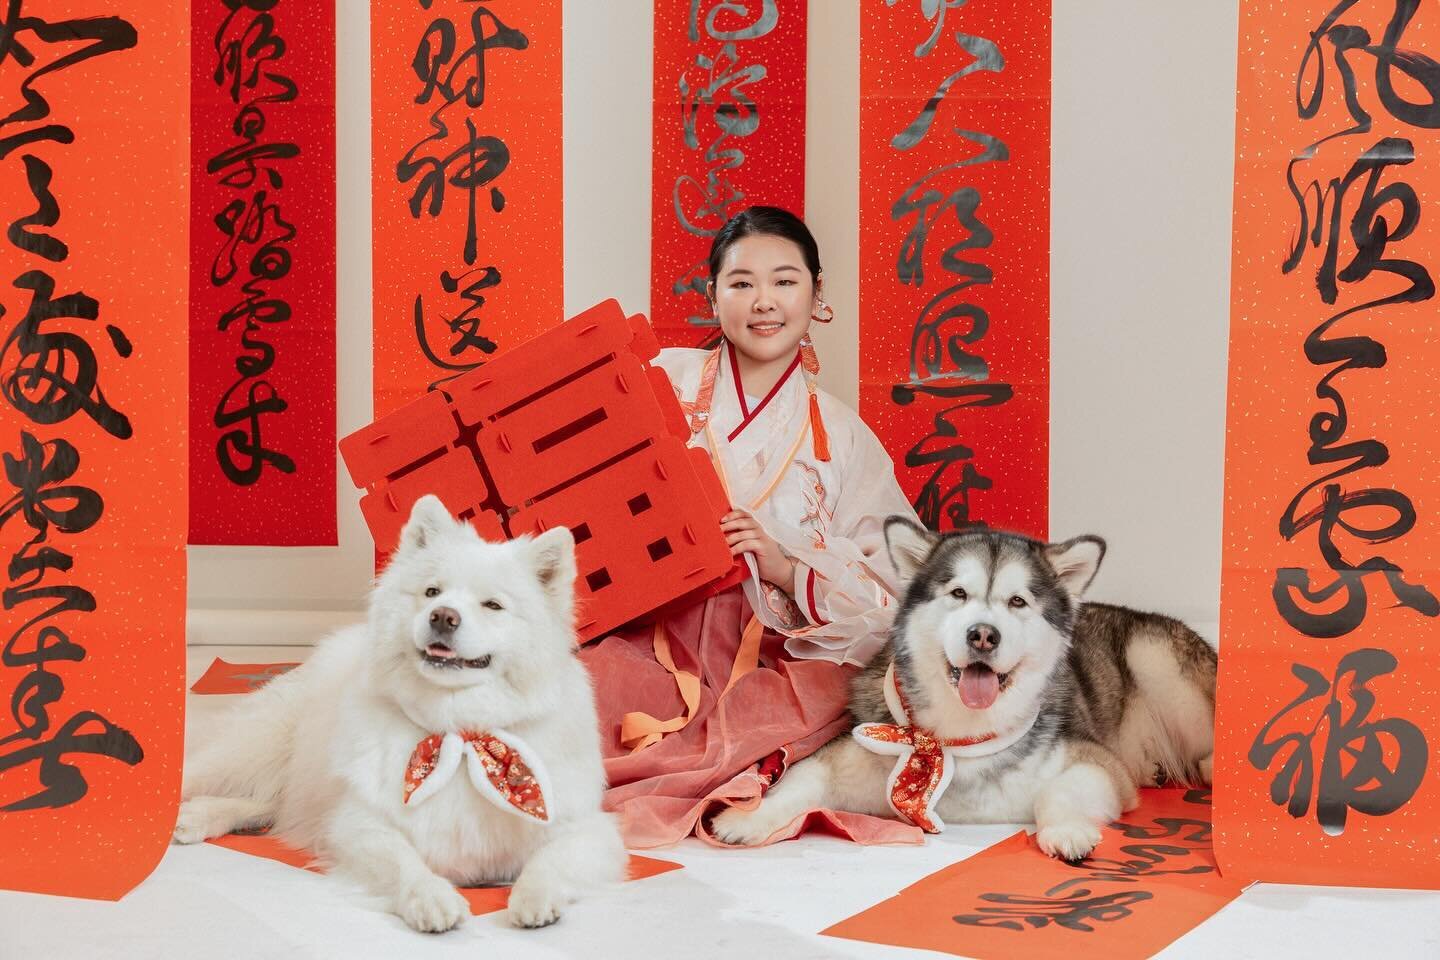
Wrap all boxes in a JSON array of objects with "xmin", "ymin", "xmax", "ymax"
[
  {"xmin": 429, "ymin": 606, "xmax": 461, "ymax": 635},
  {"xmin": 967, "ymin": 623, "xmax": 1000, "ymax": 654}
]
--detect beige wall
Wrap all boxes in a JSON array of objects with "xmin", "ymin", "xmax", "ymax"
[{"xmin": 189, "ymin": 0, "xmax": 1239, "ymax": 642}]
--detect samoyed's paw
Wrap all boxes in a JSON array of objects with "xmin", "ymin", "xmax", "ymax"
[
  {"xmin": 507, "ymin": 879, "xmax": 565, "ymax": 929},
  {"xmin": 1036, "ymin": 819, "xmax": 1102, "ymax": 862},
  {"xmin": 396, "ymin": 874, "xmax": 469, "ymax": 933},
  {"xmin": 709, "ymin": 804, "xmax": 785, "ymax": 846},
  {"xmin": 1199, "ymin": 753, "xmax": 1214, "ymax": 786},
  {"xmin": 172, "ymin": 799, "xmax": 226, "ymax": 845}
]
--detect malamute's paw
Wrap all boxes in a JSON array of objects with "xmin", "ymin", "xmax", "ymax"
[
  {"xmin": 396, "ymin": 874, "xmax": 469, "ymax": 933},
  {"xmin": 172, "ymin": 799, "xmax": 223, "ymax": 845},
  {"xmin": 507, "ymin": 881, "xmax": 564, "ymax": 929},
  {"xmin": 1036, "ymin": 820, "xmax": 1102, "ymax": 862},
  {"xmin": 709, "ymin": 804, "xmax": 785, "ymax": 846}
]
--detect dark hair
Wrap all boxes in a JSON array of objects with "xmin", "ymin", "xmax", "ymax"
[{"xmin": 707, "ymin": 206, "xmax": 821, "ymax": 289}]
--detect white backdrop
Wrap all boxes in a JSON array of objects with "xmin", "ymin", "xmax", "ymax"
[{"xmin": 187, "ymin": 0, "xmax": 1239, "ymax": 644}]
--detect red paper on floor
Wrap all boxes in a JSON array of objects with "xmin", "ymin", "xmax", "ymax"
[
  {"xmin": 207, "ymin": 833, "xmax": 680, "ymax": 915},
  {"xmin": 823, "ymin": 788, "xmax": 1244, "ymax": 960},
  {"xmin": 190, "ymin": 659, "xmax": 301, "ymax": 695}
]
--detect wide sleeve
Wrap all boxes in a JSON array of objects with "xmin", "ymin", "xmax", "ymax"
[{"xmin": 767, "ymin": 402, "xmax": 920, "ymax": 667}]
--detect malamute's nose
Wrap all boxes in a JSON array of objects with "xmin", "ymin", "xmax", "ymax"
[
  {"xmin": 429, "ymin": 606, "xmax": 461, "ymax": 635},
  {"xmin": 966, "ymin": 623, "xmax": 999, "ymax": 654}
]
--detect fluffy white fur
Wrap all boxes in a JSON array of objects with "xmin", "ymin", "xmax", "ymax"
[{"xmin": 175, "ymin": 496, "xmax": 625, "ymax": 931}]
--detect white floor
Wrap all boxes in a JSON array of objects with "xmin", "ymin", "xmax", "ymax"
[{"xmin": 2, "ymin": 645, "xmax": 1437, "ymax": 960}]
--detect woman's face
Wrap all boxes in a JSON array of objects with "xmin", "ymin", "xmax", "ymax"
[{"xmin": 710, "ymin": 233, "xmax": 819, "ymax": 367}]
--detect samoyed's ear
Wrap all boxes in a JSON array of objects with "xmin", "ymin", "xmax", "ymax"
[
  {"xmin": 1043, "ymin": 535, "xmax": 1106, "ymax": 599},
  {"xmin": 885, "ymin": 515, "xmax": 938, "ymax": 584},
  {"xmin": 398, "ymin": 495, "xmax": 457, "ymax": 554},
  {"xmin": 528, "ymin": 526, "xmax": 577, "ymax": 608}
]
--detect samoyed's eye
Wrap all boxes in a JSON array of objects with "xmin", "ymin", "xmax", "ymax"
[
  {"xmin": 1009, "ymin": 595, "xmax": 1028, "ymax": 609},
  {"xmin": 949, "ymin": 587, "xmax": 967, "ymax": 602},
  {"xmin": 424, "ymin": 586, "xmax": 441, "ymax": 598},
  {"xmin": 482, "ymin": 600, "xmax": 503, "ymax": 611}
]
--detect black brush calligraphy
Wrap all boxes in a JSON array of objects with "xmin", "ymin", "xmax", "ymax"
[
  {"xmin": 0, "ymin": 4, "xmax": 142, "ymax": 810},
  {"xmin": 402, "ymin": 3, "xmax": 524, "ymax": 387},
  {"xmin": 206, "ymin": 0, "xmax": 301, "ymax": 485}
]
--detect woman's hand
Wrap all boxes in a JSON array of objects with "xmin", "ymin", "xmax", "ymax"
[{"xmin": 721, "ymin": 511, "xmax": 796, "ymax": 589}]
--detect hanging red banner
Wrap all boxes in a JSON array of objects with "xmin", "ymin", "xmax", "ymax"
[
  {"xmin": 188, "ymin": 0, "xmax": 337, "ymax": 546},
  {"xmin": 1216, "ymin": 0, "xmax": 1440, "ymax": 889},
  {"xmin": 371, "ymin": 1, "xmax": 564, "ymax": 419},
  {"xmin": 650, "ymin": 0, "xmax": 807, "ymax": 347},
  {"xmin": 858, "ymin": 0, "xmax": 1049, "ymax": 536},
  {"xmin": 0, "ymin": 2, "xmax": 188, "ymax": 899}
]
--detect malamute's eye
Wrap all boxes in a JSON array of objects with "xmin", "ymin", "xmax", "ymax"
[
  {"xmin": 482, "ymin": 600, "xmax": 503, "ymax": 611},
  {"xmin": 949, "ymin": 587, "xmax": 968, "ymax": 602},
  {"xmin": 424, "ymin": 586, "xmax": 441, "ymax": 598},
  {"xmin": 1009, "ymin": 595, "xmax": 1028, "ymax": 609}
]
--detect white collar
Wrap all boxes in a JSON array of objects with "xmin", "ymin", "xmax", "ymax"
[{"xmin": 882, "ymin": 662, "xmax": 1041, "ymax": 759}]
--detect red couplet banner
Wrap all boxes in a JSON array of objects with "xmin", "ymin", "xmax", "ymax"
[
  {"xmin": 858, "ymin": 0, "xmax": 1050, "ymax": 536},
  {"xmin": 1216, "ymin": 0, "xmax": 1440, "ymax": 889},
  {"xmin": 189, "ymin": 0, "xmax": 338, "ymax": 545},
  {"xmin": 651, "ymin": 0, "xmax": 806, "ymax": 347},
  {"xmin": 371, "ymin": 1, "xmax": 565, "ymax": 419},
  {"xmin": 0, "ymin": 2, "xmax": 188, "ymax": 899}
]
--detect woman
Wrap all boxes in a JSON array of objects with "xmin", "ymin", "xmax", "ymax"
[{"xmin": 579, "ymin": 207, "xmax": 922, "ymax": 847}]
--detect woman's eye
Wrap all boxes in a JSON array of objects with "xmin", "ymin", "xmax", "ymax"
[
  {"xmin": 1009, "ymin": 596, "xmax": 1028, "ymax": 609},
  {"xmin": 731, "ymin": 280, "xmax": 750, "ymax": 289},
  {"xmin": 776, "ymin": 278, "xmax": 795, "ymax": 286},
  {"xmin": 482, "ymin": 600, "xmax": 503, "ymax": 611},
  {"xmin": 950, "ymin": 588, "xmax": 967, "ymax": 602},
  {"xmin": 424, "ymin": 586, "xmax": 441, "ymax": 598}
]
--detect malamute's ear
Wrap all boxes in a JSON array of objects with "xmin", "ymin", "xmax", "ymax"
[
  {"xmin": 398, "ymin": 495, "xmax": 457, "ymax": 553},
  {"xmin": 528, "ymin": 526, "xmax": 577, "ymax": 604},
  {"xmin": 885, "ymin": 516, "xmax": 938, "ymax": 583},
  {"xmin": 1044, "ymin": 535, "xmax": 1106, "ymax": 598}
]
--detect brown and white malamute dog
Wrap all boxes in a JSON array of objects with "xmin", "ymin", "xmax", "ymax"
[{"xmin": 713, "ymin": 517, "xmax": 1217, "ymax": 860}]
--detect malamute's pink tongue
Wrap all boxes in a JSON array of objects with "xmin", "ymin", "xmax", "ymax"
[{"xmin": 959, "ymin": 665, "xmax": 1000, "ymax": 709}]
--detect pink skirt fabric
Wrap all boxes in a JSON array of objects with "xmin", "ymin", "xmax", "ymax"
[{"xmin": 579, "ymin": 587, "xmax": 923, "ymax": 848}]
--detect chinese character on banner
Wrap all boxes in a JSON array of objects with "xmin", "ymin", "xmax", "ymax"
[
  {"xmin": 0, "ymin": 1, "xmax": 188, "ymax": 900},
  {"xmin": 371, "ymin": 1, "xmax": 564, "ymax": 418},
  {"xmin": 650, "ymin": 0, "xmax": 806, "ymax": 347},
  {"xmin": 1217, "ymin": 0, "xmax": 1440, "ymax": 889},
  {"xmin": 858, "ymin": 0, "xmax": 1050, "ymax": 536}
]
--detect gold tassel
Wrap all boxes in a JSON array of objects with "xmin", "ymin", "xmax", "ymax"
[{"xmin": 808, "ymin": 389, "xmax": 830, "ymax": 462}]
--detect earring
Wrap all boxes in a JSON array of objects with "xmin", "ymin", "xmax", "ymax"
[
  {"xmin": 799, "ymin": 334, "xmax": 820, "ymax": 375},
  {"xmin": 812, "ymin": 299, "xmax": 834, "ymax": 323}
]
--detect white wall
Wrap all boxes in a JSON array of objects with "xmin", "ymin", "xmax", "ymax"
[
  {"xmin": 1049, "ymin": 2, "xmax": 1238, "ymax": 638},
  {"xmin": 188, "ymin": 0, "xmax": 1239, "ymax": 644}
]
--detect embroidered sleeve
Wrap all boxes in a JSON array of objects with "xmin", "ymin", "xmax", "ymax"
[{"xmin": 791, "ymin": 562, "xmax": 829, "ymax": 627}]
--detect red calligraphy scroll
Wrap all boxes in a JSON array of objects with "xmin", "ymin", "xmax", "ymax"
[
  {"xmin": 858, "ymin": 1, "xmax": 1049, "ymax": 536},
  {"xmin": 825, "ymin": 790, "xmax": 1243, "ymax": 960},
  {"xmin": 371, "ymin": 1, "xmax": 564, "ymax": 419},
  {"xmin": 651, "ymin": 0, "xmax": 806, "ymax": 347},
  {"xmin": 188, "ymin": 0, "xmax": 337, "ymax": 545},
  {"xmin": 1216, "ymin": 0, "xmax": 1440, "ymax": 889},
  {"xmin": 0, "ymin": 3, "xmax": 188, "ymax": 899}
]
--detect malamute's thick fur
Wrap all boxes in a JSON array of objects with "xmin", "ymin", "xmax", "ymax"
[
  {"xmin": 713, "ymin": 517, "xmax": 1216, "ymax": 860},
  {"xmin": 174, "ymin": 497, "xmax": 625, "ymax": 930}
]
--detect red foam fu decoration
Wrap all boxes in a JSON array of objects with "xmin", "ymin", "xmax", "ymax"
[{"xmin": 341, "ymin": 300, "xmax": 745, "ymax": 642}]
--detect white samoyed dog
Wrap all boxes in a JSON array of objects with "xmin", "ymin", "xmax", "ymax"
[{"xmin": 174, "ymin": 496, "xmax": 625, "ymax": 931}]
